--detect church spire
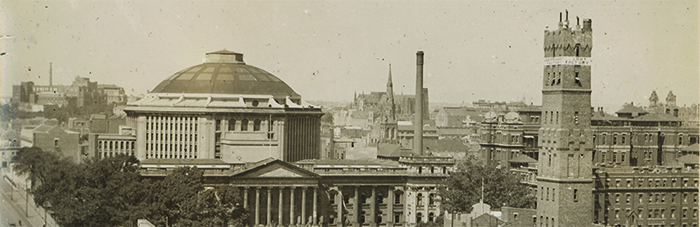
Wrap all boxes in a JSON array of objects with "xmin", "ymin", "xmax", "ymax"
[{"xmin": 386, "ymin": 64, "xmax": 396, "ymax": 121}]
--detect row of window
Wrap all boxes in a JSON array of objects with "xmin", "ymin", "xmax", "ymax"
[
  {"xmin": 605, "ymin": 177, "xmax": 698, "ymax": 188},
  {"xmin": 612, "ymin": 192, "xmax": 698, "ymax": 204},
  {"xmin": 215, "ymin": 118, "xmax": 274, "ymax": 132},
  {"xmin": 594, "ymin": 133, "xmax": 695, "ymax": 146}
]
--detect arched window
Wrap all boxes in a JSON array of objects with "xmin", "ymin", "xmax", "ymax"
[
  {"xmin": 416, "ymin": 213, "xmax": 423, "ymax": 223},
  {"xmin": 228, "ymin": 119, "xmax": 236, "ymax": 131},
  {"xmin": 552, "ymin": 44, "xmax": 556, "ymax": 57},
  {"xmin": 417, "ymin": 193, "xmax": 424, "ymax": 206},
  {"xmin": 429, "ymin": 194, "xmax": 435, "ymax": 205},
  {"xmin": 253, "ymin": 119, "xmax": 261, "ymax": 131},
  {"xmin": 241, "ymin": 119, "xmax": 249, "ymax": 131},
  {"xmin": 575, "ymin": 44, "xmax": 580, "ymax": 56}
]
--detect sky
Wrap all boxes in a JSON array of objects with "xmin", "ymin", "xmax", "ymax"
[{"xmin": 2, "ymin": 0, "xmax": 698, "ymax": 112}]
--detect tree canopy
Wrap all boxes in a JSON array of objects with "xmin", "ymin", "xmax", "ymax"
[
  {"xmin": 439, "ymin": 160, "xmax": 536, "ymax": 214},
  {"xmin": 13, "ymin": 148, "xmax": 247, "ymax": 227}
]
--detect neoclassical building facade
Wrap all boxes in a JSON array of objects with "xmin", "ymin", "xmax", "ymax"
[
  {"xmin": 122, "ymin": 50, "xmax": 323, "ymax": 163},
  {"xmin": 112, "ymin": 50, "xmax": 452, "ymax": 227}
]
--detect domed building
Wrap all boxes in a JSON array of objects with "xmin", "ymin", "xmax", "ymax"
[{"xmin": 123, "ymin": 50, "xmax": 323, "ymax": 163}]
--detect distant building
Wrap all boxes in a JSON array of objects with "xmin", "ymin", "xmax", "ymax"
[
  {"xmin": 435, "ymin": 106, "xmax": 484, "ymax": 128},
  {"xmin": 479, "ymin": 106, "xmax": 542, "ymax": 164},
  {"xmin": 32, "ymin": 119, "xmax": 81, "ymax": 163},
  {"xmin": 98, "ymin": 84, "xmax": 127, "ymax": 104},
  {"xmin": 591, "ymin": 107, "xmax": 699, "ymax": 167},
  {"xmin": 592, "ymin": 166, "xmax": 698, "ymax": 227},
  {"xmin": 12, "ymin": 76, "xmax": 123, "ymax": 108},
  {"xmin": 35, "ymin": 92, "xmax": 71, "ymax": 107}
]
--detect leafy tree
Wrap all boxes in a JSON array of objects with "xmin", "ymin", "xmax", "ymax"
[
  {"xmin": 13, "ymin": 147, "xmax": 62, "ymax": 188},
  {"xmin": 416, "ymin": 215, "xmax": 444, "ymax": 227},
  {"xmin": 14, "ymin": 148, "xmax": 247, "ymax": 227},
  {"xmin": 439, "ymin": 161, "xmax": 536, "ymax": 214},
  {"xmin": 1, "ymin": 102, "xmax": 19, "ymax": 121}
]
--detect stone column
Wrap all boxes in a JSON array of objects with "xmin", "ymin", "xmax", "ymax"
[
  {"xmin": 301, "ymin": 187, "xmax": 307, "ymax": 225},
  {"xmin": 136, "ymin": 116, "xmax": 146, "ymax": 160},
  {"xmin": 336, "ymin": 187, "xmax": 343, "ymax": 225},
  {"xmin": 387, "ymin": 188, "xmax": 394, "ymax": 226},
  {"xmin": 423, "ymin": 189, "xmax": 429, "ymax": 223},
  {"xmin": 404, "ymin": 187, "xmax": 410, "ymax": 226},
  {"xmin": 267, "ymin": 187, "xmax": 272, "ymax": 226},
  {"xmin": 290, "ymin": 187, "xmax": 296, "ymax": 226},
  {"xmin": 244, "ymin": 187, "xmax": 249, "ymax": 209},
  {"xmin": 370, "ymin": 186, "xmax": 376, "ymax": 227},
  {"xmin": 256, "ymin": 187, "xmax": 261, "ymax": 226},
  {"xmin": 278, "ymin": 187, "xmax": 284, "ymax": 227},
  {"xmin": 353, "ymin": 186, "xmax": 359, "ymax": 227},
  {"xmin": 313, "ymin": 187, "xmax": 318, "ymax": 225},
  {"xmin": 277, "ymin": 121, "xmax": 285, "ymax": 160}
]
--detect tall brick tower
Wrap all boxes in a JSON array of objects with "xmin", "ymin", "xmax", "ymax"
[{"xmin": 536, "ymin": 11, "xmax": 594, "ymax": 227}]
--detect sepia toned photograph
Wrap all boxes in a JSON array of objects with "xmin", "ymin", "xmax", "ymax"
[{"xmin": 1, "ymin": 1, "xmax": 698, "ymax": 227}]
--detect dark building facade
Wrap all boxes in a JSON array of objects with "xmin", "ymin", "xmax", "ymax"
[
  {"xmin": 592, "ymin": 166, "xmax": 698, "ymax": 227},
  {"xmin": 536, "ymin": 12, "xmax": 595, "ymax": 227}
]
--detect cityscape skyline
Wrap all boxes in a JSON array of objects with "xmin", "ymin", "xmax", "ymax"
[{"xmin": 2, "ymin": 1, "xmax": 698, "ymax": 112}]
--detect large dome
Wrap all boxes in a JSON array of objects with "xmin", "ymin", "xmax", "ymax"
[{"xmin": 150, "ymin": 50, "xmax": 300, "ymax": 99}]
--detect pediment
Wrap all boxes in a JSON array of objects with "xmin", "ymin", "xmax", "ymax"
[{"xmin": 233, "ymin": 159, "xmax": 318, "ymax": 178}]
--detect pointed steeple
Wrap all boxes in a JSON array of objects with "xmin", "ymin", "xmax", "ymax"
[
  {"xmin": 666, "ymin": 91, "xmax": 676, "ymax": 107},
  {"xmin": 386, "ymin": 64, "xmax": 396, "ymax": 121},
  {"xmin": 649, "ymin": 91, "xmax": 659, "ymax": 107}
]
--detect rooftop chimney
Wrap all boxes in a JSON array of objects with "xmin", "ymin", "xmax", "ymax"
[
  {"xmin": 558, "ymin": 12, "xmax": 563, "ymax": 29},
  {"xmin": 414, "ymin": 51, "xmax": 424, "ymax": 156},
  {"xmin": 582, "ymin": 19, "xmax": 592, "ymax": 32}
]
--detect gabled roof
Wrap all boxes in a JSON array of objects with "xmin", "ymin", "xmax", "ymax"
[
  {"xmin": 472, "ymin": 213, "xmax": 504, "ymax": 227},
  {"xmin": 591, "ymin": 112, "xmax": 623, "ymax": 121},
  {"xmin": 377, "ymin": 143, "xmax": 403, "ymax": 157},
  {"xmin": 616, "ymin": 105, "xmax": 647, "ymax": 114},
  {"xmin": 630, "ymin": 114, "xmax": 681, "ymax": 122},
  {"xmin": 424, "ymin": 139, "xmax": 470, "ymax": 152},
  {"xmin": 508, "ymin": 155, "xmax": 537, "ymax": 163},
  {"xmin": 677, "ymin": 155, "xmax": 699, "ymax": 164},
  {"xmin": 516, "ymin": 105, "xmax": 542, "ymax": 112},
  {"xmin": 33, "ymin": 124, "xmax": 57, "ymax": 133},
  {"xmin": 296, "ymin": 158, "xmax": 401, "ymax": 167},
  {"xmin": 682, "ymin": 144, "xmax": 699, "ymax": 152},
  {"xmin": 231, "ymin": 158, "xmax": 319, "ymax": 178}
]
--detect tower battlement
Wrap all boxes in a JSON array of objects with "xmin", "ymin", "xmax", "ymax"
[{"xmin": 544, "ymin": 11, "xmax": 593, "ymax": 58}]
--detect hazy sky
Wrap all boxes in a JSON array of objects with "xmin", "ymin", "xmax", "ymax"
[{"xmin": 2, "ymin": 0, "xmax": 698, "ymax": 112}]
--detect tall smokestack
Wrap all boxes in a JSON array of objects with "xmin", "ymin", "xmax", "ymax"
[
  {"xmin": 49, "ymin": 62, "xmax": 53, "ymax": 88},
  {"xmin": 414, "ymin": 51, "xmax": 424, "ymax": 155}
]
